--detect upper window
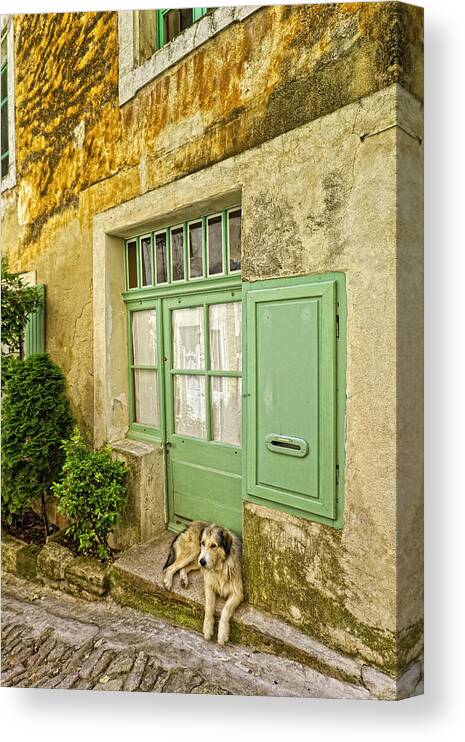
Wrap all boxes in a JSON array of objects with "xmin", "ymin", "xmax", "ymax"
[
  {"xmin": 156, "ymin": 8, "xmax": 208, "ymax": 49},
  {"xmin": 124, "ymin": 207, "xmax": 241, "ymax": 292},
  {"xmin": 0, "ymin": 16, "xmax": 15, "ymax": 190},
  {"xmin": 1, "ymin": 26, "xmax": 9, "ymax": 178},
  {"xmin": 118, "ymin": 7, "xmax": 260, "ymax": 105}
]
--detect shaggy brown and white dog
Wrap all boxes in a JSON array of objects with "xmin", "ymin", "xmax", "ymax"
[{"xmin": 163, "ymin": 521, "xmax": 243, "ymax": 645}]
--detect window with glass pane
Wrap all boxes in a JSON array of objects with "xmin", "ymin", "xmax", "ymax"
[
  {"xmin": 155, "ymin": 231, "xmax": 168, "ymax": 284},
  {"xmin": 228, "ymin": 209, "xmax": 241, "ymax": 272},
  {"xmin": 207, "ymin": 215, "xmax": 223, "ymax": 275},
  {"xmin": 140, "ymin": 235, "xmax": 153, "ymax": 286},
  {"xmin": 171, "ymin": 226, "xmax": 185, "ymax": 282},
  {"xmin": 156, "ymin": 8, "xmax": 208, "ymax": 49},
  {"xmin": 172, "ymin": 306, "xmax": 205, "ymax": 370},
  {"xmin": 174, "ymin": 374, "xmax": 207, "ymax": 439},
  {"xmin": 211, "ymin": 376, "xmax": 241, "ymax": 446},
  {"xmin": 188, "ymin": 221, "xmax": 203, "ymax": 279},
  {"xmin": 209, "ymin": 303, "xmax": 242, "ymax": 371},
  {"xmin": 130, "ymin": 309, "xmax": 159, "ymax": 429},
  {"xmin": 127, "ymin": 240, "xmax": 138, "ymax": 289}
]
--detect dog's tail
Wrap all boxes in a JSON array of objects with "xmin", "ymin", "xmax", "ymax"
[{"xmin": 163, "ymin": 536, "xmax": 177, "ymax": 571}]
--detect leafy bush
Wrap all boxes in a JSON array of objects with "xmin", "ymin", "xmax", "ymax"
[
  {"xmin": 1, "ymin": 353, "xmax": 74, "ymax": 527},
  {"xmin": 1, "ymin": 260, "xmax": 42, "ymax": 357},
  {"xmin": 52, "ymin": 429, "xmax": 127, "ymax": 561}
]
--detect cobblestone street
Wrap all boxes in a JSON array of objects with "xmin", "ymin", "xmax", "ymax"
[{"xmin": 1, "ymin": 574, "xmax": 369, "ymax": 698}]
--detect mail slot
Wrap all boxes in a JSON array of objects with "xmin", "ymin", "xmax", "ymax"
[{"xmin": 265, "ymin": 434, "xmax": 309, "ymax": 458}]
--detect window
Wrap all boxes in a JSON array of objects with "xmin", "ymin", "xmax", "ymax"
[
  {"xmin": 156, "ymin": 8, "xmax": 208, "ymax": 49},
  {"xmin": 124, "ymin": 207, "xmax": 241, "ymax": 291},
  {"xmin": 0, "ymin": 16, "xmax": 15, "ymax": 190},
  {"xmin": 244, "ymin": 273, "xmax": 346, "ymax": 529},
  {"xmin": 118, "ymin": 7, "xmax": 260, "ymax": 105},
  {"xmin": 1, "ymin": 25, "xmax": 9, "ymax": 178}
]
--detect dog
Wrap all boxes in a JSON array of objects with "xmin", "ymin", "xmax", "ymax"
[{"xmin": 163, "ymin": 521, "xmax": 244, "ymax": 645}]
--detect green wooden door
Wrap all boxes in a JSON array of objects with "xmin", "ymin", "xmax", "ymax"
[{"xmin": 163, "ymin": 289, "xmax": 243, "ymax": 534}]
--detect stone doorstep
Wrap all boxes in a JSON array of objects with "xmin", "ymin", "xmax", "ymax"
[{"xmin": 110, "ymin": 532, "xmax": 420, "ymax": 699}]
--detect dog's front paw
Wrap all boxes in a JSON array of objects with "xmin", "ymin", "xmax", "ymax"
[
  {"xmin": 163, "ymin": 574, "xmax": 173, "ymax": 591},
  {"xmin": 217, "ymin": 626, "xmax": 229, "ymax": 645},
  {"xmin": 180, "ymin": 571, "xmax": 189, "ymax": 589}
]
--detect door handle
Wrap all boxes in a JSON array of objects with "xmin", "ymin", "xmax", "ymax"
[
  {"xmin": 161, "ymin": 441, "xmax": 172, "ymax": 453},
  {"xmin": 265, "ymin": 434, "xmax": 309, "ymax": 458}
]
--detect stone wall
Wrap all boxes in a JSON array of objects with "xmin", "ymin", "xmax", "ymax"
[{"xmin": 1, "ymin": 3, "xmax": 423, "ymax": 436}]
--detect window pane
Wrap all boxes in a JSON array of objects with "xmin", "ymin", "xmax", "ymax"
[
  {"xmin": 228, "ymin": 209, "xmax": 241, "ymax": 272},
  {"xmin": 207, "ymin": 215, "xmax": 223, "ymax": 275},
  {"xmin": 171, "ymin": 227, "xmax": 185, "ymax": 281},
  {"xmin": 172, "ymin": 306, "xmax": 204, "ymax": 369},
  {"xmin": 174, "ymin": 375, "xmax": 206, "ymax": 440},
  {"xmin": 140, "ymin": 236, "xmax": 152, "ymax": 286},
  {"xmin": 1, "ymin": 65, "xmax": 7, "ymax": 102},
  {"xmin": 188, "ymin": 221, "xmax": 203, "ymax": 278},
  {"xmin": 127, "ymin": 240, "xmax": 138, "ymax": 289},
  {"xmin": 211, "ymin": 377, "xmax": 242, "ymax": 446},
  {"xmin": 209, "ymin": 302, "xmax": 242, "ymax": 371},
  {"xmin": 134, "ymin": 369, "xmax": 159, "ymax": 427},
  {"xmin": 132, "ymin": 309, "xmax": 157, "ymax": 366},
  {"xmin": 155, "ymin": 232, "xmax": 168, "ymax": 284},
  {"xmin": 180, "ymin": 8, "xmax": 194, "ymax": 31}
]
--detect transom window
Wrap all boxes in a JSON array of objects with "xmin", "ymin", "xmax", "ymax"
[
  {"xmin": 124, "ymin": 207, "xmax": 241, "ymax": 291},
  {"xmin": 1, "ymin": 27, "xmax": 9, "ymax": 178},
  {"xmin": 156, "ymin": 8, "xmax": 208, "ymax": 49}
]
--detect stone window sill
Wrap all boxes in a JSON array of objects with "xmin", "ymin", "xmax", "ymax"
[{"xmin": 118, "ymin": 6, "xmax": 261, "ymax": 106}]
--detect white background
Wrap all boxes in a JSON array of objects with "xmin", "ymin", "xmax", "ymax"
[{"xmin": 1, "ymin": 0, "xmax": 464, "ymax": 739}]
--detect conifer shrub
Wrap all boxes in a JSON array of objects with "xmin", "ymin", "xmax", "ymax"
[
  {"xmin": 1, "ymin": 353, "xmax": 74, "ymax": 528},
  {"xmin": 52, "ymin": 429, "xmax": 127, "ymax": 561}
]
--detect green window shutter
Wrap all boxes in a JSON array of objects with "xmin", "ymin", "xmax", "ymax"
[
  {"xmin": 244, "ymin": 274, "xmax": 345, "ymax": 527},
  {"xmin": 24, "ymin": 284, "xmax": 45, "ymax": 357}
]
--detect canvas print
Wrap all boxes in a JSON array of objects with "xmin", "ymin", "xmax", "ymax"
[{"xmin": 0, "ymin": 3, "xmax": 424, "ymax": 700}]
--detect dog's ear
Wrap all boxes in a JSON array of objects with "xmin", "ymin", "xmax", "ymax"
[
  {"xmin": 199, "ymin": 527, "xmax": 206, "ymax": 545},
  {"xmin": 220, "ymin": 529, "xmax": 233, "ymax": 556}
]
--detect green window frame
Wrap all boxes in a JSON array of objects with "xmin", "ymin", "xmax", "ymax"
[
  {"xmin": 126, "ymin": 297, "xmax": 164, "ymax": 441},
  {"xmin": 123, "ymin": 206, "xmax": 241, "ymax": 294},
  {"xmin": 156, "ymin": 8, "xmax": 208, "ymax": 50},
  {"xmin": 242, "ymin": 273, "xmax": 346, "ymax": 529},
  {"xmin": 1, "ymin": 26, "xmax": 9, "ymax": 179},
  {"xmin": 124, "ymin": 206, "xmax": 242, "ymax": 444}
]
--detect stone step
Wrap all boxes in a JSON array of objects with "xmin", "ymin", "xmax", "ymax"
[{"xmin": 110, "ymin": 532, "xmax": 365, "ymax": 687}]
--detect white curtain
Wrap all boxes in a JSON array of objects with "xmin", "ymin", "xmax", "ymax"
[{"xmin": 132, "ymin": 310, "xmax": 159, "ymax": 426}]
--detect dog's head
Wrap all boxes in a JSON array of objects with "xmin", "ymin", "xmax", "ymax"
[{"xmin": 198, "ymin": 525, "xmax": 233, "ymax": 570}]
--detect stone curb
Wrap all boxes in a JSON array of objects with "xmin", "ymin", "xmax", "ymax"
[{"xmin": 1, "ymin": 532, "xmax": 110, "ymax": 601}]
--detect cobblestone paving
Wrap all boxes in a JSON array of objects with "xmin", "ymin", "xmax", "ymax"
[{"xmin": 1, "ymin": 574, "xmax": 370, "ymax": 698}]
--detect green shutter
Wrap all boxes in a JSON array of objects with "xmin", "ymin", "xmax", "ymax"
[
  {"xmin": 243, "ymin": 273, "xmax": 346, "ymax": 528},
  {"xmin": 24, "ymin": 284, "xmax": 45, "ymax": 356}
]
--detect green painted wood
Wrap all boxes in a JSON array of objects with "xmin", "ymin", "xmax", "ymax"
[
  {"xmin": 24, "ymin": 285, "xmax": 45, "ymax": 356},
  {"xmin": 243, "ymin": 274, "xmax": 345, "ymax": 528},
  {"xmin": 162, "ymin": 289, "xmax": 243, "ymax": 534}
]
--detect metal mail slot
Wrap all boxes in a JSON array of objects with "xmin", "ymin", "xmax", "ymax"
[{"xmin": 265, "ymin": 434, "xmax": 309, "ymax": 458}]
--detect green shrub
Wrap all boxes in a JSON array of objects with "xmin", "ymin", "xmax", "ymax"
[
  {"xmin": 1, "ymin": 260, "xmax": 42, "ymax": 357},
  {"xmin": 1, "ymin": 353, "xmax": 74, "ymax": 526},
  {"xmin": 52, "ymin": 429, "xmax": 127, "ymax": 561}
]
